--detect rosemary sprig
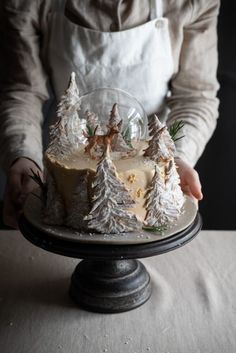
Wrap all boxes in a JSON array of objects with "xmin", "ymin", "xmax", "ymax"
[
  {"xmin": 169, "ymin": 120, "xmax": 185, "ymax": 142},
  {"xmin": 143, "ymin": 224, "xmax": 167, "ymax": 233},
  {"xmin": 86, "ymin": 124, "xmax": 95, "ymax": 136},
  {"xmin": 122, "ymin": 126, "xmax": 133, "ymax": 148},
  {"xmin": 29, "ymin": 169, "xmax": 47, "ymax": 197}
]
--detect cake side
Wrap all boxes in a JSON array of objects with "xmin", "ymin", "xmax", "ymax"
[{"xmin": 44, "ymin": 147, "xmax": 157, "ymax": 228}]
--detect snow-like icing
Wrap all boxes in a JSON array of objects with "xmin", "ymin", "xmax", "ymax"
[
  {"xmin": 144, "ymin": 115, "xmax": 175, "ymax": 162},
  {"xmin": 144, "ymin": 159, "xmax": 184, "ymax": 226},
  {"xmin": 84, "ymin": 147, "xmax": 142, "ymax": 233}
]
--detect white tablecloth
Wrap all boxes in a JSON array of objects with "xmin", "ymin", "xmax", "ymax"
[{"xmin": 0, "ymin": 230, "xmax": 236, "ymax": 353}]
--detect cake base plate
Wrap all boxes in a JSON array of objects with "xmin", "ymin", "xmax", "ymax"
[{"xmin": 24, "ymin": 191, "xmax": 198, "ymax": 245}]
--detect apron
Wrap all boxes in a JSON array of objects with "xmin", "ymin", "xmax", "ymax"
[{"xmin": 46, "ymin": 0, "xmax": 174, "ymax": 119}]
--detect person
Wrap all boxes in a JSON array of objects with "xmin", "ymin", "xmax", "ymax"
[{"xmin": 0, "ymin": 0, "xmax": 219, "ymax": 229}]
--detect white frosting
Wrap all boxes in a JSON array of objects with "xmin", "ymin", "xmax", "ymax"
[
  {"xmin": 147, "ymin": 114, "xmax": 163, "ymax": 134},
  {"xmin": 84, "ymin": 148, "xmax": 142, "ymax": 233},
  {"xmin": 109, "ymin": 103, "xmax": 121, "ymax": 127},
  {"xmin": 46, "ymin": 72, "xmax": 85, "ymax": 157},
  {"xmin": 144, "ymin": 115, "xmax": 176, "ymax": 162},
  {"xmin": 109, "ymin": 103, "xmax": 135, "ymax": 154},
  {"xmin": 144, "ymin": 159, "xmax": 184, "ymax": 227}
]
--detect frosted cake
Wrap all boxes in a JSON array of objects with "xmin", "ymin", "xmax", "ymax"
[{"xmin": 42, "ymin": 73, "xmax": 185, "ymax": 234}]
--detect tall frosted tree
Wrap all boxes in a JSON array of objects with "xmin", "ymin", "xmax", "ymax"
[
  {"xmin": 85, "ymin": 146, "xmax": 142, "ymax": 233},
  {"xmin": 144, "ymin": 166, "xmax": 167, "ymax": 227},
  {"xmin": 46, "ymin": 72, "xmax": 82, "ymax": 157},
  {"xmin": 165, "ymin": 160, "xmax": 185, "ymax": 211}
]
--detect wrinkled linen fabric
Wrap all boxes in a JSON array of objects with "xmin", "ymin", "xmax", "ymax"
[
  {"xmin": 0, "ymin": 230, "xmax": 236, "ymax": 353},
  {"xmin": 0, "ymin": 0, "xmax": 219, "ymax": 171}
]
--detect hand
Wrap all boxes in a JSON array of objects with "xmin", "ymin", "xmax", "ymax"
[
  {"xmin": 175, "ymin": 157, "xmax": 203, "ymax": 201},
  {"xmin": 3, "ymin": 158, "xmax": 43, "ymax": 229}
]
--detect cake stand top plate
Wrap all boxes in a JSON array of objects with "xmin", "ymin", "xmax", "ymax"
[{"xmin": 24, "ymin": 191, "xmax": 198, "ymax": 245}]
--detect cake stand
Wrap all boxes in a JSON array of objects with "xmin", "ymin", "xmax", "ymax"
[{"xmin": 19, "ymin": 194, "xmax": 202, "ymax": 313}]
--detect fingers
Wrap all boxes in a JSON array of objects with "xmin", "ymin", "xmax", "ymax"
[
  {"xmin": 175, "ymin": 157, "xmax": 203, "ymax": 201},
  {"xmin": 3, "ymin": 158, "xmax": 43, "ymax": 229},
  {"xmin": 185, "ymin": 169, "xmax": 203, "ymax": 201}
]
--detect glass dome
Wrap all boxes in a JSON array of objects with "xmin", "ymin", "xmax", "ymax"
[{"xmin": 78, "ymin": 87, "xmax": 148, "ymax": 142}]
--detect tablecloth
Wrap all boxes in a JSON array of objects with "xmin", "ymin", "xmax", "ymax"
[{"xmin": 0, "ymin": 230, "xmax": 236, "ymax": 353}]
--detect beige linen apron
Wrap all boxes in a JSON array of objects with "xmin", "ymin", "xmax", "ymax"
[{"xmin": 46, "ymin": 0, "xmax": 174, "ymax": 117}]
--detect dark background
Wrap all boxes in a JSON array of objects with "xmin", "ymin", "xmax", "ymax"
[
  {"xmin": 0, "ymin": 1, "xmax": 235, "ymax": 229},
  {"xmin": 196, "ymin": 0, "xmax": 236, "ymax": 229}
]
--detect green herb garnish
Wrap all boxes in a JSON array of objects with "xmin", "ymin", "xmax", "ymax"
[
  {"xmin": 143, "ymin": 224, "xmax": 167, "ymax": 233},
  {"xmin": 86, "ymin": 124, "xmax": 95, "ymax": 136},
  {"xmin": 169, "ymin": 120, "xmax": 185, "ymax": 142},
  {"xmin": 29, "ymin": 169, "xmax": 47, "ymax": 198}
]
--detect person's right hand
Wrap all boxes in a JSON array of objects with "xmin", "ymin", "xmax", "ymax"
[{"xmin": 3, "ymin": 157, "xmax": 43, "ymax": 229}]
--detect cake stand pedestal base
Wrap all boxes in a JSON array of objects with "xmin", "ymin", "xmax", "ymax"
[
  {"xmin": 19, "ymin": 212, "xmax": 202, "ymax": 313},
  {"xmin": 70, "ymin": 259, "xmax": 151, "ymax": 313}
]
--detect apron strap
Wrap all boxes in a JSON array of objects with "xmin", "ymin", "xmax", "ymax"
[{"xmin": 150, "ymin": 0, "xmax": 163, "ymax": 20}]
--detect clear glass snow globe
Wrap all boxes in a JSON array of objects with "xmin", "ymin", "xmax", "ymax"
[{"xmin": 77, "ymin": 87, "xmax": 148, "ymax": 144}]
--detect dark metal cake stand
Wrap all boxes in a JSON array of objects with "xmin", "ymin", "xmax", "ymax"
[{"xmin": 19, "ymin": 213, "xmax": 202, "ymax": 313}]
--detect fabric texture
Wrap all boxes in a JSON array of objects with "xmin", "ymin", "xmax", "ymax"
[
  {"xmin": 0, "ymin": 230, "xmax": 236, "ymax": 352},
  {"xmin": 46, "ymin": 1, "xmax": 174, "ymax": 121},
  {"xmin": 0, "ymin": 0, "xmax": 220, "ymax": 171}
]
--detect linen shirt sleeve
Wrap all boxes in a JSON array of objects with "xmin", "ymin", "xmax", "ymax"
[
  {"xmin": 0, "ymin": 2, "xmax": 49, "ymax": 172},
  {"xmin": 167, "ymin": 0, "xmax": 220, "ymax": 167}
]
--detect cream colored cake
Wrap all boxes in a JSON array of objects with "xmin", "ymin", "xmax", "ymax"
[{"xmin": 43, "ymin": 73, "xmax": 185, "ymax": 234}]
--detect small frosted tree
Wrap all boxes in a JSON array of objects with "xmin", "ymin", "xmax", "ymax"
[
  {"xmin": 144, "ymin": 114, "xmax": 175, "ymax": 162},
  {"xmin": 85, "ymin": 110, "xmax": 103, "ymax": 135},
  {"xmin": 84, "ymin": 146, "xmax": 141, "ymax": 233},
  {"xmin": 109, "ymin": 103, "xmax": 134, "ymax": 153},
  {"xmin": 109, "ymin": 103, "xmax": 122, "ymax": 127},
  {"xmin": 147, "ymin": 114, "xmax": 163, "ymax": 136},
  {"xmin": 144, "ymin": 161, "xmax": 184, "ymax": 227}
]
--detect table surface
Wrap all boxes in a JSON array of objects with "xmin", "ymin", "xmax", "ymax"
[{"xmin": 1, "ymin": 230, "xmax": 236, "ymax": 353}]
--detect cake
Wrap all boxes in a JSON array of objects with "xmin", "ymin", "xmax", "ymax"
[{"xmin": 42, "ymin": 73, "xmax": 185, "ymax": 234}]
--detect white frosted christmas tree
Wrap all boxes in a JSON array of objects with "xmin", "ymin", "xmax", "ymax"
[
  {"xmin": 144, "ymin": 160, "xmax": 184, "ymax": 227},
  {"xmin": 144, "ymin": 114, "xmax": 175, "ymax": 162},
  {"xmin": 84, "ymin": 145, "xmax": 142, "ymax": 233},
  {"xmin": 46, "ymin": 72, "xmax": 82, "ymax": 157},
  {"xmin": 109, "ymin": 103, "xmax": 134, "ymax": 153},
  {"xmin": 144, "ymin": 166, "xmax": 167, "ymax": 227},
  {"xmin": 147, "ymin": 113, "xmax": 163, "ymax": 136},
  {"xmin": 165, "ymin": 159, "xmax": 185, "ymax": 211}
]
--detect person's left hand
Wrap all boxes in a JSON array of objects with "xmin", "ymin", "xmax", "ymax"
[
  {"xmin": 3, "ymin": 158, "xmax": 43, "ymax": 229},
  {"xmin": 175, "ymin": 157, "xmax": 203, "ymax": 201}
]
